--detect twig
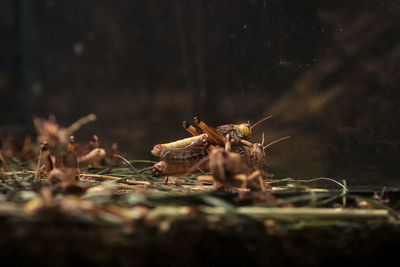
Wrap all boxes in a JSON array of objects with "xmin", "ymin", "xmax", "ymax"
[
  {"xmin": 2, "ymin": 170, "xmax": 151, "ymax": 186},
  {"xmin": 79, "ymin": 173, "xmax": 152, "ymax": 185},
  {"xmin": 201, "ymin": 206, "xmax": 389, "ymax": 219},
  {"xmin": 270, "ymin": 177, "xmax": 348, "ymax": 192},
  {"xmin": 2, "ymin": 170, "xmax": 35, "ymax": 175},
  {"xmin": 128, "ymin": 160, "xmax": 158, "ymax": 164}
]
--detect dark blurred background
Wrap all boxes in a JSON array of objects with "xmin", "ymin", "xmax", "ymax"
[{"xmin": 0, "ymin": 0, "xmax": 399, "ymax": 185}]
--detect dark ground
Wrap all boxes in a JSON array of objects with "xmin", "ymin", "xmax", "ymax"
[{"xmin": 0, "ymin": 218, "xmax": 398, "ymax": 267}]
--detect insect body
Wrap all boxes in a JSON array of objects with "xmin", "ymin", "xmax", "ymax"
[
  {"xmin": 152, "ymin": 115, "xmax": 270, "ymax": 157},
  {"xmin": 193, "ymin": 117, "xmax": 254, "ymax": 146},
  {"xmin": 160, "ymin": 146, "xmax": 209, "ymax": 163},
  {"xmin": 151, "ymin": 134, "xmax": 208, "ymax": 157},
  {"xmin": 152, "ymin": 146, "xmax": 209, "ymax": 177},
  {"xmin": 242, "ymin": 136, "xmax": 290, "ymax": 179},
  {"xmin": 216, "ymin": 123, "xmax": 251, "ymax": 142},
  {"xmin": 207, "ymin": 142, "xmax": 271, "ymax": 191},
  {"xmin": 242, "ymin": 143, "xmax": 273, "ymax": 179},
  {"xmin": 151, "ymin": 115, "xmax": 277, "ymax": 181},
  {"xmin": 193, "ymin": 115, "xmax": 273, "ymax": 147},
  {"xmin": 151, "ymin": 117, "xmax": 251, "ymax": 176}
]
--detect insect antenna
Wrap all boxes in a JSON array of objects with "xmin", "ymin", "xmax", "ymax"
[
  {"xmin": 250, "ymin": 115, "xmax": 273, "ymax": 130},
  {"xmin": 263, "ymin": 136, "xmax": 291, "ymax": 150}
]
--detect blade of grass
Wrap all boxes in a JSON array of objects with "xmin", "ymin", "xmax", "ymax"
[
  {"xmin": 199, "ymin": 194, "xmax": 237, "ymax": 213},
  {"xmin": 115, "ymin": 155, "xmax": 138, "ymax": 172},
  {"xmin": 342, "ymin": 179, "xmax": 348, "ymax": 208},
  {"xmin": 0, "ymin": 180, "xmax": 14, "ymax": 191}
]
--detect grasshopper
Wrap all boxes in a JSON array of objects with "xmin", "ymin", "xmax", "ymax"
[
  {"xmin": 241, "ymin": 135, "xmax": 290, "ymax": 179},
  {"xmin": 152, "ymin": 146, "xmax": 209, "ymax": 177},
  {"xmin": 205, "ymin": 137, "xmax": 272, "ymax": 191},
  {"xmin": 151, "ymin": 115, "xmax": 272, "ymax": 157},
  {"xmin": 150, "ymin": 115, "xmax": 287, "ymax": 182}
]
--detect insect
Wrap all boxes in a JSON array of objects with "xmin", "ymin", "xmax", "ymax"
[
  {"xmin": 206, "ymin": 138, "xmax": 272, "ymax": 191},
  {"xmin": 241, "ymin": 135, "xmax": 290, "ymax": 179},
  {"xmin": 150, "ymin": 115, "xmax": 288, "ymax": 187},
  {"xmin": 152, "ymin": 159, "xmax": 209, "ymax": 178},
  {"xmin": 47, "ymin": 136, "xmax": 80, "ymax": 186},
  {"xmin": 33, "ymin": 114, "xmax": 96, "ymax": 147},
  {"xmin": 152, "ymin": 146, "xmax": 209, "ymax": 177},
  {"xmin": 151, "ymin": 115, "xmax": 272, "ymax": 158},
  {"xmin": 33, "ymin": 135, "xmax": 107, "ymax": 189},
  {"xmin": 151, "ymin": 134, "xmax": 208, "ymax": 157}
]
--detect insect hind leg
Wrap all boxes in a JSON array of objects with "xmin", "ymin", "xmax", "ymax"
[
  {"xmin": 193, "ymin": 117, "xmax": 224, "ymax": 144},
  {"xmin": 183, "ymin": 121, "xmax": 202, "ymax": 136}
]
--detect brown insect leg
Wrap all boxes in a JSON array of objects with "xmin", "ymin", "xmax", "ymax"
[
  {"xmin": 193, "ymin": 117, "xmax": 224, "ymax": 144},
  {"xmin": 240, "ymin": 139, "xmax": 254, "ymax": 147},
  {"xmin": 183, "ymin": 121, "xmax": 203, "ymax": 136},
  {"xmin": 41, "ymin": 142, "xmax": 54, "ymax": 177}
]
